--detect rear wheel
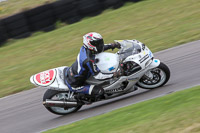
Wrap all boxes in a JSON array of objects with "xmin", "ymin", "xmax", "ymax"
[
  {"xmin": 137, "ymin": 62, "xmax": 170, "ymax": 89},
  {"xmin": 43, "ymin": 89, "xmax": 82, "ymax": 115}
]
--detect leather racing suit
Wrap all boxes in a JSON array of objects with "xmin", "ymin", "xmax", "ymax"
[{"xmin": 64, "ymin": 44, "xmax": 116, "ymax": 95}]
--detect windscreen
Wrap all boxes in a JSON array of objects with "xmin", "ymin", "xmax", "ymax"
[{"xmin": 118, "ymin": 40, "xmax": 142, "ymax": 60}]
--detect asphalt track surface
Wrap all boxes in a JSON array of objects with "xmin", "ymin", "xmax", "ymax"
[{"xmin": 0, "ymin": 40, "xmax": 200, "ymax": 133}]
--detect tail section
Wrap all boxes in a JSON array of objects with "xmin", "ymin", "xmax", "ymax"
[
  {"xmin": 30, "ymin": 66, "xmax": 69, "ymax": 90},
  {"xmin": 30, "ymin": 69, "xmax": 57, "ymax": 87}
]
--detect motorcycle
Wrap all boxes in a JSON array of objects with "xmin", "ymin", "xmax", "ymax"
[{"xmin": 30, "ymin": 40, "xmax": 170, "ymax": 115}]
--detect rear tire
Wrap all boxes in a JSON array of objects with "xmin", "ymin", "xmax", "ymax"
[
  {"xmin": 137, "ymin": 62, "xmax": 170, "ymax": 89},
  {"xmin": 43, "ymin": 89, "xmax": 82, "ymax": 115}
]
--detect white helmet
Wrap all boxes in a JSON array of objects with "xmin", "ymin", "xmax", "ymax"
[{"xmin": 83, "ymin": 32, "xmax": 104, "ymax": 54}]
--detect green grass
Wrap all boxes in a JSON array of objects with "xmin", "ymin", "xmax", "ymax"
[
  {"xmin": 0, "ymin": 0, "xmax": 200, "ymax": 97},
  {"xmin": 44, "ymin": 86, "xmax": 200, "ymax": 133},
  {"xmin": 0, "ymin": 0, "xmax": 56, "ymax": 18}
]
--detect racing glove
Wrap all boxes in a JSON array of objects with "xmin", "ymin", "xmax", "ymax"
[{"xmin": 110, "ymin": 42, "xmax": 121, "ymax": 50}]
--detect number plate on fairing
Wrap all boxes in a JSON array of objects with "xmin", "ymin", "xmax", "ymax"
[{"xmin": 33, "ymin": 69, "xmax": 57, "ymax": 86}]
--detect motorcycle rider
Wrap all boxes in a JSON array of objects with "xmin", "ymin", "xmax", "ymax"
[{"xmin": 64, "ymin": 32, "xmax": 122, "ymax": 101}]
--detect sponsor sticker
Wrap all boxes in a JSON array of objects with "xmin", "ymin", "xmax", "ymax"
[
  {"xmin": 34, "ymin": 69, "xmax": 56, "ymax": 86},
  {"xmin": 139, "ymin": 54, "xmax": 149, "ymax": 63},
  {"xmin": 149, "ymin": 51, "xmax": 152, "ymax": 58},
  {"xmin": 108, "ymin": 66, "xmax": 115, "ymax": 71}
]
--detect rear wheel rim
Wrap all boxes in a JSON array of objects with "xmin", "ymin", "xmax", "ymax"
[{"xmin": 50, "ymin": 93, "xmax": 78, "ymax": 114}]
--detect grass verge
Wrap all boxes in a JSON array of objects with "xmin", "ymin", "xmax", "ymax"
[
  {"xmin": 0, "ymin": 0, "xmax": 200, "ymax": 97},
  {"xmin": 44, "ymin": 86, "xmax": 200, "ymax": 133}
]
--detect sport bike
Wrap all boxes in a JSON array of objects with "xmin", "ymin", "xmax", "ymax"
[{"xmin": 30, "ymin": 40, "xmax": 170, "ymax": 115}]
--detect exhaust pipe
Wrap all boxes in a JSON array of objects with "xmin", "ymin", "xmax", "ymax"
[{"xmin": 43, "ymin": 99, "xmax": 78, "ymax": 108}]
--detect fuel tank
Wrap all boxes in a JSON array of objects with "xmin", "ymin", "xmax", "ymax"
[{"xmin": 95, "ymin": 52, "xmax": 119, "ymax": 73}]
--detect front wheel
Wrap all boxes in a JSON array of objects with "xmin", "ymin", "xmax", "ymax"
[
  {"xmin": 137, "ymin": 62, "xmax": 170, "ymax": 89},
  {"xmin": 43, "ymin": 89, "xmax": 82, "ymax": 115}
]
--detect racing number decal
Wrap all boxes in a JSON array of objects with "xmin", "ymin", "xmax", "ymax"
[{"xmin": 34, "ymin": 69, "xmax": 56, "ymax": 86}]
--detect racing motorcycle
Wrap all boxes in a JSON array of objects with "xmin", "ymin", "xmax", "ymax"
[{"xmin": 30, "ymin": 40, "xmax": 170, "ymax": 115}]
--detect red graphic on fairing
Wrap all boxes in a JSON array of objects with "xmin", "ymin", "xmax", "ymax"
[{"xmin": 34, "ymin": 69, "xmax": 56, "ymax": 86}]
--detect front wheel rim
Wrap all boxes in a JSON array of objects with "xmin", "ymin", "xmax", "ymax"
[{"xmin": 137, "ymin": 68, "xmax": 167, "ymax": 89}]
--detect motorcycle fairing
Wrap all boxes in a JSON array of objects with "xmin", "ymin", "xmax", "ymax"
[
  {"xmin": 148, "ymin": 59, "xmax": 160, "ymax": 69},
  {"xmin": 30, "ymin": 66, "xmax": 69, "ymax": 90}
]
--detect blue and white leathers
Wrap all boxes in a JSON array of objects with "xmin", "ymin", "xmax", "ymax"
[{"xmin": 65, "ymin": 46, "xmax": 113, "ymax": 95}]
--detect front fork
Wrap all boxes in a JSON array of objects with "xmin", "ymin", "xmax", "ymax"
[
  {"xmin": 144, "ymin": 71, "xmax": 154, "ymax": 79},
  {"xmin": 143, "ymin": 59, "xmax": 160, "ymax": 79}
]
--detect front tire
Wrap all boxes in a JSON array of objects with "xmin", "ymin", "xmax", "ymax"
[
  {"xmin": 43, "ymin": 89, "xmax": 82, "ymax": 115},
  {"xmin": 137, "ymin": 62, "xmax": 170, "ymax": 89}
]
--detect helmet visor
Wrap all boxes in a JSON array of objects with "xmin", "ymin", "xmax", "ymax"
[{"xmin": 90, "ymin": 39, "xmax": 104, "ymax": 53}]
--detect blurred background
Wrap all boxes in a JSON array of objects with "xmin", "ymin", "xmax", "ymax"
[{"xmin": 0, "ymin": 0, "xmax": 139, "ymax": 44}]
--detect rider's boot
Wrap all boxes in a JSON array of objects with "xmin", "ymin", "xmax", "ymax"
[
  {"xmin": 75, "ymin": 86, "xmax": 104, "ymax": 103},
  {"xmin": 91, "ymin": 86, "xmax": 105, "ymax": 102},
  {"xmin": 75, "ymin": 93, "xmax": 93, "ymax": 104}
]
